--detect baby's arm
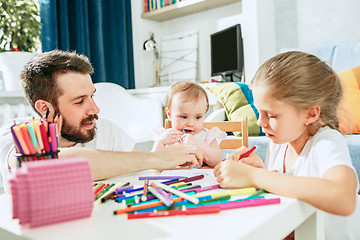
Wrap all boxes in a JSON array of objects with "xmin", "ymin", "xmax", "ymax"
[
  {"xmin": 152, "ymin": 128, "xmax": 183, "ymax": 151},
  {"xmin": 181, "ymin": 134, "xmax": 222, "ymax": 167},
  {"xmin": 214, "ymin": 162, "xmax": 357, "ymax": 216}
]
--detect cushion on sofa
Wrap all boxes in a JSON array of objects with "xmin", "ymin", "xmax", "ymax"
[
  {"xmin": 337, "ymin": 66, "xmax": 360, "ymax": 134},
  {"xmin": 208, "ymin": 82, "xmax": 264, "ymax": 137}
]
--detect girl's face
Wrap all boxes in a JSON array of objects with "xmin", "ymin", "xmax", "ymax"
[
  {"xmin": 253, "ymin": 86, "xmax": 310, "ymax": 149},
  {"xmin": 167, "ymin": 94, "xmax": 207, "ymax": 135}
]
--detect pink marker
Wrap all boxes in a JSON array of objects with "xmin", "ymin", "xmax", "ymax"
[{"xmin": 49, "ymin": 123, "xmax": 57, "ymax": 152}]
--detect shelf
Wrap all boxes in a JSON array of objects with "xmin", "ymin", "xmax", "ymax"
[{"xmin": 141, "ymin": 0, "xmax": 241, "ymax": 22}]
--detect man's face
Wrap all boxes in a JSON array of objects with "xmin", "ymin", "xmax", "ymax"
[{"xmin": 55, "ymin": 72, "xmax": 100, "ymax": 144}]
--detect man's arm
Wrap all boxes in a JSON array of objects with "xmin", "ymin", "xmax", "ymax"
[{"xmin": 58, "ymin": 144, "xmax": 200, "ymax": 180}]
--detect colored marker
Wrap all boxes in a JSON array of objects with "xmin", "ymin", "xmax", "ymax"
[
  {"xmin": 155, "ymin": 182, "xmax": 199, "ymax": 204},
  {"xmin": 127, "ymin": 206, "xmax": 220, "ymax": 219},
  {"xmin": 196, "ymin": 184, "xmax": 220, "ymax": 193},
  {"xmin": 19, "ymin": 124, "xmax": 36, "ymax": 155},
  {"xmin": 10, "ymin": 125, "xmax": 23, "ymax": 154},
  {"xmin": 150, "ymin": 182, "xmax": 174, "ymax": 207},
  {"xmin": 141, "ymin": 179, "xmax": 149, "ymax": 202},
  {"xmin": 49, "ymin": 123, "xmax": 57, "ymax": 152},
  {"xmin": 195, "ymin": 197, "xmax": 281, "ymax": 211},
  {"xmin": 115, "ymin": 185, "xmax": 134, "ymax": 195},
  {"xmin": 239, "ymin": 145, "xmax": 257, "ymax": 159},
  {"xmin": 39, "ymin": 122, "xmax": 51, "ymax": 152},
  {"xmin": 139, "ymin": 176, "xmax": 184, "ymax": 180},
  {"xmin": 195, "ymin": 187, "xmax": 256, "ymax": 198},
  {"xmin": 114, "ymin": 196, "xmax": 184, "ymax": 215},
  {"xmin": 33, "ymin": 121, "xmax": 44, "ymax": 153},
  {"xmin": 26, "ymin": 122, "xmax": 41, "ymax": 154},
  {"xmin": 163, "ymin": 174, "xmax": 204, "ymax": 185}
]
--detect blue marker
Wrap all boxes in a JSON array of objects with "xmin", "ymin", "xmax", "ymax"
[{"xmin": 182, "ymin": 129, "xmax": 186, "ymax": 134}]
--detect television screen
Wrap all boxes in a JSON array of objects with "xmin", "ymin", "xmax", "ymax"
[{"xmin": 211, "ymin": 24, "xmax": 244, "ymax": 82}]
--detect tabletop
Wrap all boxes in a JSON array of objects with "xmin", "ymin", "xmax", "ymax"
[{"xmin": 0, "ymin": 169, "xmax": 323, "ymax": 240}]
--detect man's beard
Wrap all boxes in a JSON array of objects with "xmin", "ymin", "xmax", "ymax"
[{"xmin": 61, "ymin": 114, "xmax": 99, "ymax": 144}]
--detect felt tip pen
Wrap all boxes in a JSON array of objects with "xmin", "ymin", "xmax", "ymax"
[
  {"xmin": 149, "ymin": 183, "xmax": 174, "ymax": 207},
  {"xmin": 195, "ymin": 198, "xmax": 281, "ymax": 211},
  {"xmin": 138, "ymin": 176, "xmax": 184, "ymax": 180},
  {"xmin": 239, "ymin": 145, "xmax": 257, "ymax": 160},
  {"xmin": 141, "ymin": 179, "xmax": 149, "ymax": 202},
  {"xmin": 155, "ymin": 182, "xmax": 200, "ymax": 204},
  {"xmin": 127, "ymin": 207, "xmax": 220, "ymax": 219}
]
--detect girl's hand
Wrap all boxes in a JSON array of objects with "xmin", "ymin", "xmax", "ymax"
[
  {"xmin": 158, "ymin": 129, "xmax": 183, "ymax": 146},
  {"xmin": 226, "ymin": 146, "xmax": 264, "ymax": 168},
  {"xmin": 214, "ymin": 160, "xmax": 255, "ymax": 188}
]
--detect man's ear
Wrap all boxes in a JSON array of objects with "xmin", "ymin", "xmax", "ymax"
[
  {"xmin": 35, "ymin": 100, "xmax": 54, "ymax": 118},
  {"xmin": 165, "ymin": 107, "xmax": 171, "ymax": 120},
  {"xmin": 305, "ymin": 105, "xmax": 320, "ymax": 125}
]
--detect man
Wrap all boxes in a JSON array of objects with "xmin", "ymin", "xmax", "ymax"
[{"xmin": 0, "ymin": 50, "xmax": 201, "ymax": 192}]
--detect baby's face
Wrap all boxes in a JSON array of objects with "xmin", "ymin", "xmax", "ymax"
[{"xmin": 168, "ymin": 95, "xmax": 207, "ymax": 135}]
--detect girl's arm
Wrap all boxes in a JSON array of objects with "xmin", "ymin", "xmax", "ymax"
[
  {"xmin": 214, "ymin": 161, "xmax": 357, "ymax": 216},
  {"xmin": 182, "ymin": 135, "xmax": 222, "ymax": 167}
]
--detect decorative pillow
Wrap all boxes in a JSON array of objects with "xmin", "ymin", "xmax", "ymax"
[
  {"xmin": 338, "ymin": 66, "xmax": 360, "ymax": 134},
  {"xmin": 208, "ymin": 82, "xmax": 264, "ymax": 136}
]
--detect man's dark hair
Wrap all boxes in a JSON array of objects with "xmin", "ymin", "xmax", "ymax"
[{"xmin": 20, "ymin": 50, "xmax": 94, "ymax": 116}]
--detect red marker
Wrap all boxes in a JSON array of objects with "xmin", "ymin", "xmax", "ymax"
[{"xmin": 239, "ymin": 145, "xmax": 257, "ymax": 160}]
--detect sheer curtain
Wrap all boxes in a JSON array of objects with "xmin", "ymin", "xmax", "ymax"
[{"xmin": 39, "ymin": 0, "xmax": 135, "ymax": 89}]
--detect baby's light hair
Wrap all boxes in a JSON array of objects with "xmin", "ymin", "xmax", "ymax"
[
  {"xmin": 251, "ymin": 51, "xmax": 343, "ymax": 132},
  {"xmin": 165, "ymin": 81, "xmax": 209, "ymax": 112}
]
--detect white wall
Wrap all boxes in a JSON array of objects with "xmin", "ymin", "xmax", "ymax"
[
  {"xmin": 131, "ymin": 0, "xmax": 276, "ymax": 88},
  {"xmin": 274, "ymin": 0, "xmax": 360, "ymax": 52},
  {"xmin": 132, "ymin": 0, "xmax": 360, "ymax": 89}
]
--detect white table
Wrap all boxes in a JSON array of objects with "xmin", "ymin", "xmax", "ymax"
[{"xmin": 0, "ymin": 169, "xmax": 323, "ymax": 240}]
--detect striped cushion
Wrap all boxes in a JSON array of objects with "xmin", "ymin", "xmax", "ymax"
[{"xmin": 208, "ymin": 82, "xmax": 264, "ymax": 136}]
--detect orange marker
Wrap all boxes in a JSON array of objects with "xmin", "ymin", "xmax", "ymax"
[{"xmin": 114, "ymin": 196, "xmax": 185, "ymax": 215}]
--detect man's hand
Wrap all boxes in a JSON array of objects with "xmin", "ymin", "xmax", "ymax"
[{"xmin": 153, "ymin": 144, "xmax": 206, "ymax": 170}]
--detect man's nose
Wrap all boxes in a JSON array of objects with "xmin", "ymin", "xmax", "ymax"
[{"xmin": 88, "ymin": 98, "xmax": 100, "ymax": 115}]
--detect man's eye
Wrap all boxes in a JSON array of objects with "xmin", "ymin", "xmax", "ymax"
[
  {"xmin": 268, "ymin": 114, "xmax": 276, "ymax": 119},
  {"xmin": 76, "ymin": 100, "xmax": 84, "ymax": 105}
]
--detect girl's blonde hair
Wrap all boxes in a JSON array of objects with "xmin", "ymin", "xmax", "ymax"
[
  {"xmin": 251, "ymin": 51, "xmax": 343, "ymax": 131},
  {"xmin": 165, "ymin": 81, "xmax": 209, "ymax": 112}
]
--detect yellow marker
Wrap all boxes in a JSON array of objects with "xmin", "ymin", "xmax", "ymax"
[
  {"xmin": 168, "ymin": 181, "xmax": 186, "ymax": 188},
  {"xmin": 194, "ymin": 187, "xmax": 256, "ymax": 198}
]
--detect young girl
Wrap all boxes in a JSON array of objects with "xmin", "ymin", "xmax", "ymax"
[
  {"xmin": 152, "ymin": 81, "xmax": 226, "ymax": 167},
  {"xmin": 214, "ymin": 51, "xmax": 360, "ymax": 239}
]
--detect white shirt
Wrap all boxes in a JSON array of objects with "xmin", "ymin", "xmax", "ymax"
[
  {"xmin": 153, "ymin": 127, "xmax": 226, "ymax": 146},
  {"xmin": 266, "ymin": 126, "xmax": 360, "ymax": 240},
  {"xmin": 0, "ymin": 118, "xmax": 135, "ymax": 193}
]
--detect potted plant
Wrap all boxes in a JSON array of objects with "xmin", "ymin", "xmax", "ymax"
[{"xmin": 0, "ymin": 0, "xmax": 41, "ymax": 90}]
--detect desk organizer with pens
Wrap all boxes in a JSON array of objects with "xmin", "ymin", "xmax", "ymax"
[
  {"xmin": 11, "ymin": 117, "xmax": 60, "ymax": 166},
  {"xmin": 9, "ymin": 118, "xmax": 94, "ymax": 228}
]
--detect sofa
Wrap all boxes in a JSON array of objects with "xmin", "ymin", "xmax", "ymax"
[{"xmin": 205, "ymin": 43, "xmax": 360, "ymax": 182}]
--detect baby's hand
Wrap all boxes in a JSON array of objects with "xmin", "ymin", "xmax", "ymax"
[
  {"xmin": 180, "ymin": 134, "xmax": 199, "ymax": 146},
  {"xmin": 158, "ymin": 129, "xmax": 183, "ymax": 146}
]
